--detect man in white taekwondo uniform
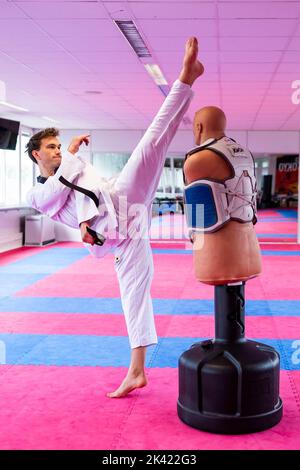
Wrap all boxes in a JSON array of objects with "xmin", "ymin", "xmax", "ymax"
[{"xmin": 26, "ymin": 37, "xmax": 204, "ymax": 398}]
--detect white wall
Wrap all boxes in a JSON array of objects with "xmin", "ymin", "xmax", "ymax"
[
  {"xmin": 248, "ymin": 131, "xmax": 300, "ymax": 154},
  {"xmin": 58, "ymin": 129, "xmax": 300, "ymax": 154},
  {"xmin": 0, "ymin": 207, "xmax": 35, "ymax": 252}
]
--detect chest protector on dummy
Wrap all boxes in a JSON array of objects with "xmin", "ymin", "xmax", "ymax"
[{"xmin": 184, "ymin": 137, "xmax": 257, "ymax": 233}]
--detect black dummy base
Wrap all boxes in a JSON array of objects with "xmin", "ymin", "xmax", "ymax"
[{"xmin": 177, "ymin": 283, "xmax": 283, "ymax": 434}]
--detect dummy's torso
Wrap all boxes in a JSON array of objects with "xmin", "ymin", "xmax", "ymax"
[{"xmin": 184, "ymin": 146, "xmax": 262, "ymax": 285}]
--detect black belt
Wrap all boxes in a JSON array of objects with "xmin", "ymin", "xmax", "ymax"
[
  {"xmin": 59, "ymin": 176, "xmax": 105, "ymax": 245},
  {"xmin": 59, "ymin": 176, "xmax": 99, "ymax": 207}
]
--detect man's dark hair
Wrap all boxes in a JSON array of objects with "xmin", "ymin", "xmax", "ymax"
[{"xmin": 25, "ymin": 128, "xmax": 59, "ymax": 164}]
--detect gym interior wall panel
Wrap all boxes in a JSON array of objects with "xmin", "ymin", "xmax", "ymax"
[
  {"xmin": 0, "ymin": 208, "xmax": 35, "ymax": 252},
  {"xmin": 0, "ymin": 210, "xmax": 21, "ymax": 234},
  {"xmin": 227, "ymin": 131, "xmax": 247, "ymax": 147},
  {"xmin": 59, "ymin": 130, "xmax": 92, "ymax": 162},
  {"xmin": 248, "ymin": 131, "xmax": 299, "ymax": 154},
  {"xmin": 57, "ymin": 129, "xmax": 300, "ymax": 156},
  {"xmin": 90, "ymin": 130, "xmax": 143, "ymax": 153},
  {"xmin": 268, "ymin": 156, "xmax": 278, "ymax": 195},
  {"xmin": 168, "ymin": 131, "xmax": 195, "ymax": 153}
]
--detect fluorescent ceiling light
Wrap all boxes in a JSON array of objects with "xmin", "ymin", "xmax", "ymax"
[
  {"xmin": 114, "ymin": 21, "xmax": 169, "ymax": 96},
  {"xmin": 144, "ymin": 64, "xmax": 168, "ymax": 86},
  {"xmin": 114, "ymin": 20, "xmax": 152, "ymax": 58},
  {"xmin": 42, "ymin": 116, "xmax": 60, "ymax": 123},
  {"xmin": 0, "ymin": 101, "xmax": 28, "ymax": 112}
]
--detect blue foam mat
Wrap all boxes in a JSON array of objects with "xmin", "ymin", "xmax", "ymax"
[
  {"xmin": 152, "ymin": 248, "xmax": 300, "ymax": 255},
  {"xmin": 0, "ymin": 333, "xmax": 298, "ymax": 370},
  {"xmin": 256, "ymin": 233, "xmax": 296, "ymax": 238},
  {"xmin": 0, "ymin": 274, "xmax": 47, "ymax": 297},
  {"xmin": 1, "ymin": 297, "xmax": 300, "ymax": 316},
  {"xmin": 0, "ymin": 247, "xmax": 88, "ymax": 274},
  {"xmin": 276, "ymin": 210, "xmax": 298, "ymax": 219}
]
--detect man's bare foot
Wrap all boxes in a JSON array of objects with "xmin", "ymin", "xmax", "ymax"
[
  {"xmin": 106, "ymin": 372, "xmax": 148, "ymax": 398},
  {"xmin": 179, "ymin": 37, "xmax": 204, "ymax": 86}
]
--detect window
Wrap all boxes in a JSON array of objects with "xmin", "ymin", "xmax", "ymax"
[
  {"xmin": 159, "ymin": 158, "xmax": 173, "ymax": 195},
  {"xmin": 0, "ymin": 129, "xmax": 33, "ymax": 208},
  {"xmin": 174, "ymin": 158, "xmax": 184, "ymax": 195},
  {"xmin": 0, "ymin": 138, "xmax": 20, "ymax": 206},
  {"xmin": 154, "ymin": 156, "xmax": 185, "ymax": 197},
  {"xmin": 92, "ymin": 153, "xmax": 130, "ymax": 179},
  {"xmin": 20, "ymin": 133, "xmax": 34, "ymax": 204},
  {"xmin": 92, "ymin": 153, "xmax": 186, "ymax": 199},
  {"xmin": 254, "ymin": 157, "xmax": 271, "ymax": 191},
  {"xmin": 0, "ymin": 151, "xmax": 5, "ymax": 206}
]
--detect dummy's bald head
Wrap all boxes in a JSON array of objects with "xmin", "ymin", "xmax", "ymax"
[{"xmin": 193, "ymin": 106, "xmax": 227, "ymax": 145}]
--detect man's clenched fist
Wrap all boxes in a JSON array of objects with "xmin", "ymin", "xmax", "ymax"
[
  {"xmin": 68, "ymin": 134, "xmax": 90, "ymax": 155},
  {"xmin": 80, "ymin": 221, "xmax": 95, "ymax": 245}
]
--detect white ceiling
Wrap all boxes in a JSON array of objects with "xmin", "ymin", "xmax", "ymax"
[{"xmin": 0, "ymin": 0, "xmax": 300, "ymax": 131}]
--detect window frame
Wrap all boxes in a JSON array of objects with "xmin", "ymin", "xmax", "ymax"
[{"xmin": 0, "ymin": 126, "xmax": 34, "ymax": 209}]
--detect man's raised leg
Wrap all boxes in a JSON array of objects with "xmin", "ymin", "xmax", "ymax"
[
  {"xmin": 179, "ymin": 37, "xmax": 204, "ymax": 87},
  {"xmin": 113, "ymin": 37, "xmax": 204, "ymax": 209},
  {"xmin": 107, "ymin": 37, "xmax": 204, "ymax": 399}
]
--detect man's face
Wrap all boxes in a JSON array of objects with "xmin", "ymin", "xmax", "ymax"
[{"xmin": 34, "ymin": 137, "xmax": 62, "ymax": 171}]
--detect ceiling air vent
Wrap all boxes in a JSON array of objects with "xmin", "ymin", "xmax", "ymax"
[{"xmin": 114, "ymin": 20, "xmax": 152, "ymax": 58}]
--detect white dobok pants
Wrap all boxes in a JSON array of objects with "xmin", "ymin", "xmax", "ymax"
[{"xmin": 90, "ymin": 80, "xmax": 193, "ymax": 349}]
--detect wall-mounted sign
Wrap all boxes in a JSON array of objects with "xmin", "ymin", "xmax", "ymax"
[{"xmin": 275, "ymin": 155, "xmax": 298, "ymax": 195}]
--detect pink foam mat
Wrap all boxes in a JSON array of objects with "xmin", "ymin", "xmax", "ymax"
[
  {"xmin": 260, "ymin": 256, "xmax": 300, "ymax": 300},
  {"xmin": 0, "ymin": 214, "xmax": 299, "ymax": 451},
  {"xmin": 15, "ymin": 254, "xmax": 121, "ymax": 298},
  {"xmin": 255, "ymin": 222, "xmax": 297, "ymax": 234},
  {"xmin": 16, "ymin": 250, "xmax": 300, "ymax": 300},
  {"xmin": 0, "ymin": 245, "xmax": 55, "ymax": 267},
  {"xmin": 0, "ymin": 312, "xmax": 299, "ymax": 339},
  {"xmin": 257, "ymin": 210, "xmax": 282, "ymax": 217},
  {"xmin": 259, "ymin": 237, "xmax": 297, "ymax": 243},
  {"xmin": 0, "ymin": 365, "xmax": 298, "ymax": 450},
  {"xmin": 52, "ymin": 242, "xmax": 83, "ymax": 248},
  {"xmin": 163, "ymin": 315, "xmax": 300, "ymax": 339},
  {"xmin": 260, "ymin": 244, "xmax": 300, "ymax": 251},
  {"xmin": 149, "ymin": 212, "xmax": 298, "ymax": 239}
]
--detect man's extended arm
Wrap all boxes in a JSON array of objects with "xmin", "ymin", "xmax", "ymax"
[
  {"xmin": 26, "ymin": 152, "xmax": 85, "ymax": 217},
  {"xmin": 26, "ymin": 134, "xmax": 90, "ymax": 218}
]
